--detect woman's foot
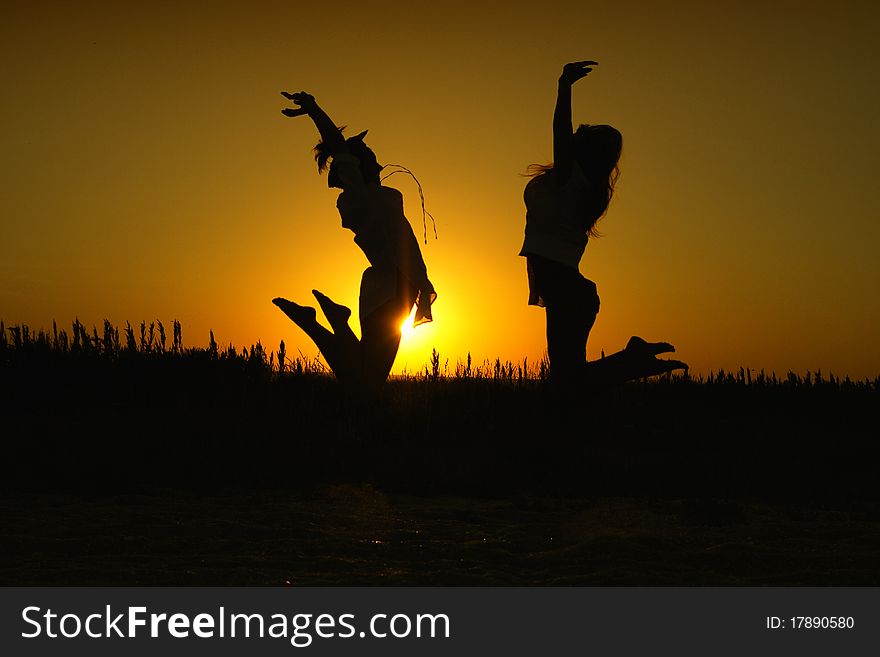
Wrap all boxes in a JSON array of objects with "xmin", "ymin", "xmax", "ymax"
[
  {"xmin": 312, "ymin": 289, "xmax": 352, "ymax": 328},
  {"xmin": 623, "ymin": 336, "xmax": 687, "ymax": 375},
  {"xmin": 624, "ymin": 335, "xmax": 675, "ymax": 357},
  {"xmin": 272, "ymin": 297, "xmax": 317, "ymax": 326},
  {"xmin": 584, "ymin": 336, "xmax": 687, "ymax": 384}
]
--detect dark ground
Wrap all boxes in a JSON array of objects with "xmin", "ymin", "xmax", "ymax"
[
  {"xmin": 3, "ymin": 487, "xmax": 879, "ymax": 586},
  {"xmin": 2, "ymin": 330, "xmax": 879, "ymax": 585}
]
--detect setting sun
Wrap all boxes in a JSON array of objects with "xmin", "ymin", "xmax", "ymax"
[{"xmin": 400, "ymin": 308, "xmax": 417, "ymax": 340}]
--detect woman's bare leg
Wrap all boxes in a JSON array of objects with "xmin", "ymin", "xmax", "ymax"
[
  {"xmin": 545, "ymin": 302, "xmax": 596, "ymax": 384},
  {"xmin": 272, "ymin": 297, "xmax": 360, "ymax": 383},
  {"xmin": 360, "ymin": 299, "xmax": 407, "ymax": 388}
]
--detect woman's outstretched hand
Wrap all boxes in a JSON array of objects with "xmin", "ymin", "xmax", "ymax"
[
  {"xmin": 281, "ymin": 91, "xmax": 317, "ymax": 117},
  {"xmin": 559, "ymin": 61, "xmax": 598, "ymax": 85}
]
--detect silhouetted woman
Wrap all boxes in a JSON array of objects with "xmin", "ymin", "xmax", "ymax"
[
  {"xmin": 273, "ymin": 91, "xmax": 436, "ymax": 387},
  {"xmin": 520, "ymin": 62, "xmax": 686, "ymax": 383}
]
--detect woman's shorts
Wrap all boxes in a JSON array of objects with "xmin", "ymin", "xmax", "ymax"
[{"xmin": 526, "ymin": 254, "xmax": 600, "ymax": 315}]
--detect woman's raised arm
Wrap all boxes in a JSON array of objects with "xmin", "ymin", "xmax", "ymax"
[
  {"xmin": 281, "ymin": 91, "xmax": 347, "ymax": 156},
  {"xmin": 553, "ymin": 61, "xmax": 597, "ymax": 183}
]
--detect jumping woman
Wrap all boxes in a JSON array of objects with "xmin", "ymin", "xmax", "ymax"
[
  {"xmin": 273, "ymin": 91, "xmax": 436, "ymax": 387},
  {"xmin": 520, "ymin": 61, "xmax": 686, "ymax": 384}
]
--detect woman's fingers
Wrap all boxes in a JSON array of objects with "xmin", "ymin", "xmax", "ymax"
[
  {"xmin": 280, "ymin": 90, "xmax": 315, "ymax": 104},
  {"xmin": 281, "ymin": 91, "xmax": 315, "ymax": 117},
  {"xmin": 564, "ymin": 61, "xmax": 598, "ymax": 71},
  {"xmin": 560, "ymin": 61, "xmax": 597, "ymax": 83}
]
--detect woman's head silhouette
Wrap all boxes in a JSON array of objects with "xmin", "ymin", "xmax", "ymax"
[
  {"xmin": 573, "ymin": 123, "xmax": 622, "ymax": 232},
  {"xmin": 527, "ymin": 123, "xmax": 623, "ymax": 237},
  {"xmin": 573, "ymin": 124, "xmax": 622, "ymax": 181},
  {"xmin": 314, "ymin": 129, "xmax": 382, "ymax": 188}
]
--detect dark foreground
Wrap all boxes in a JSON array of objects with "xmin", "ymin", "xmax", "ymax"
[
  {"xmin": 3, "ymin": 487, "xmax": 880, "ymax": 586},
  {"xmin": 2, "ymin": 324, "xmax": 879, "ymax": 584}
]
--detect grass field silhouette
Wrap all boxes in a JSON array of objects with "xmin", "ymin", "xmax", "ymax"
[{"xmin": 2, "ymin": 319, "xmax": 878, "ymax": 584}]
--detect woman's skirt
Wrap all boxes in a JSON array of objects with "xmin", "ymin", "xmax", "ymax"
[{"xmin": 526, "ymin": 254, "xmax": 600, "ymax": 314}]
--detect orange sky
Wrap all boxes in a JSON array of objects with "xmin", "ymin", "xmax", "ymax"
[{"xmin": 2, "ymin": 1, "xmax": 879, "ymax": 378}]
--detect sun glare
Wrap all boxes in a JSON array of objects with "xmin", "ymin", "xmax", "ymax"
[{"xmin": 400, "ymin": 307, "xmax": 417, "ymax": 340}]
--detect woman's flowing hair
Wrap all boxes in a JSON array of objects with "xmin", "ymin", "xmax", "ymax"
[
  {"xmin": 313, "ymin": 128, "xmax": 376, "ymax": 173},
  {"xmin": 313, "ymin": 128, "xmax": 380, "ymax": 188},
  {"xmin": 527, "ymin": 124, "xmax": 622, "ymax": 238}
]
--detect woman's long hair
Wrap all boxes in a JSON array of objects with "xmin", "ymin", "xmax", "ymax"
[{"xmin": 527, "ymin": 123, "xmax": 622, "ymax": 238}]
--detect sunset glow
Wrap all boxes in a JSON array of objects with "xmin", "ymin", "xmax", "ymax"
[
  {"xmin": 400, "ymin": 310, "xmax": 417, "ymax": 342},
  {"xmin": 2, "ymin": 1, "xmax": 879, "ymax": 379}
]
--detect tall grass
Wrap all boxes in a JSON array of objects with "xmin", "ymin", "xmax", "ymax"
[
  {"xmin": 1, "ymin": 319, "xmax": 878, "ymax": 501},
  {"xmin": 0, "ymin": 318, "xmax": 325, "ymax": 376},
  {"xmin": 3, "ymin": 319, "xmax": 877, "ymax": 390}
]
